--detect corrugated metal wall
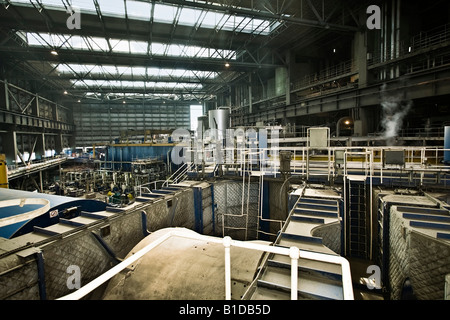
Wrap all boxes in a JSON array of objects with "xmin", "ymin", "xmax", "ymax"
[{"xmin": 73, "ymin": 101, "xmax": 191, "ymax": 146}]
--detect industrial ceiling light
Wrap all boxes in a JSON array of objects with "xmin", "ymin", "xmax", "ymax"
[
  {"xmin": 50, "ymin": 50, "xmax": 58, "ymax": 56},
  {"xmin": 63, "ymin": 90, "xmax": 68, "ymax": 95},
  {"xmin": 225, "ymin": 62, "xmax": 230, "ymax": 68}
]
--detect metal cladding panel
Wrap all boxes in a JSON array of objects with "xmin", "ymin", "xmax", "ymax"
[{"xmin": 107, "ymin": 145, "xmax": 173, "ymax": 170}]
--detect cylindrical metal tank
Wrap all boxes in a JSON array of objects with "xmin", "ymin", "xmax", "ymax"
[
  {"xmin": 208, "ymin": 108, "xmax": 230, "ymax": 141},
  {"xmin": 445, "ymin": 126, "xmax": 450, "ymax": 165}
]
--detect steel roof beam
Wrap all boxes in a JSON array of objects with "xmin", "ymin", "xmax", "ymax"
[
  {"xmin": 132, "ymin": 0, "xmax": 359, "ymax": 32},
  {"xmin": 0, "ymin": 45, "xmax": 282, "ymax": 71}
]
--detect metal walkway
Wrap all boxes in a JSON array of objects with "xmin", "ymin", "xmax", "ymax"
[{"xmin": 247, "ymin": 190, "xmax": 350, "ymax": 300}]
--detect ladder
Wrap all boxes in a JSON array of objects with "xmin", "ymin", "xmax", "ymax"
[{"xmin": 347, "ymin": 176, "xmax": 369, "ymax": 259}]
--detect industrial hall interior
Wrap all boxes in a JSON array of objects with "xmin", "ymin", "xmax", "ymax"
[{"xmin": 0, "ymin": 0, "xmax": 450, "ymax": 302}]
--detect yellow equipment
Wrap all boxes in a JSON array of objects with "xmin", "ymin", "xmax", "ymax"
[{"xmin": 0, "ymin": 154, "xmax": 8, "ymax": 188}]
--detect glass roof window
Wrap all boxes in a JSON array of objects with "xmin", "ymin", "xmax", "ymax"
[
  {"xmin": 73, "ymin": 79, "xmax": 203, "ymax": 90},
  {"xmin": 10, "ymin": 0, "xmax": 282, "ymax": 35},
  {"xmin": 26, "ymin": 32, "xmax": 236, "ymax": 60},
  {"xmin": 56, "ymin": 63, "xmax": 219, "ymax": 80}
]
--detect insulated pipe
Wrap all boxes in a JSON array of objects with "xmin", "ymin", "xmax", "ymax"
[
  {"xmin": 290, "ymin": 246, "xmax": 300, "ymax": 300},
  {"xmin": 223, "ymin": 236, "xmax": 232, "ymax": 300}
]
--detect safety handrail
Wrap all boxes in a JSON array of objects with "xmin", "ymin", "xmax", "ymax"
[
  {"xmin": 57, "ymin": 230, "xmax": 354, "ymax": 300},
  {"xmin": 162, "ymin": 162, "xmax": 192, "ymax": 187}
]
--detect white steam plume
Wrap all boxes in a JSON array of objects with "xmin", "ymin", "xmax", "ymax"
[{"xmin": 380, "ymin": 84, "xmax": 413, "ymax": 146}]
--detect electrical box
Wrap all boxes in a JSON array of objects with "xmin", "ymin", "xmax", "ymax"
[
  {"xmin": 384, "ymin": 150, "xmax": 405, "ymax": 166},
  {"xmin": 279, "ymin": 151, "xmax": 292, "ymax": 174},
  {"xmin": 335, "ymin": 150, "xmax": 345, "ymax": 165},
  {"xmin": 308, "ymin": 127, "xmax": 330, "ymax": 148}
]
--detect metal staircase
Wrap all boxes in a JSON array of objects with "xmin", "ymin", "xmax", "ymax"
[{"xmin": 246, "ymin": 193, "xmax": 352, "ymax": 300}]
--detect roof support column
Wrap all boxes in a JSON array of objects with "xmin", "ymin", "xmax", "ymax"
[
  {"xmin": 248, "ymin": 73, "xmax": 253, "ymax": 114},
  {"xmin": 285, "ymin": 50, "xmax": 292, "ymax": 106}
]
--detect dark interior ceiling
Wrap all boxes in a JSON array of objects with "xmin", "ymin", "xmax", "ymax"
[{"xmin": 0, "ymin": 0, "xmax": 375, "ymax": 104}]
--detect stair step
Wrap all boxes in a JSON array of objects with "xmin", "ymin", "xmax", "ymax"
[
  {"xmin": 293, "ymin": 209, "xmax": 338, "ymax": 218},
  {"xmin": 258, "ymin": 266, "xmax": 344, "ymax": 300},
  {"xmin": 271, "ymin": 253, "xmax": 342, "ymax": 275},
  {"xmin": 67, "ymin": 216, "xmax": 100, "ymax": 226},
  {"xmin": 300, "ymin": 198, "xmax": 338, "ymax": 206},
  {"xmin": 151, "ymin": 189, "xmax": 174, "ymax": 195},
  {"xmin": 297, "ymin": 202, "xmax": 338, "ymax": 212},
  {"xmin": 437, "ymin": 232, "xmax": 450, "ymax": 240},
  {"xmin": 409, "ymin": 220, "xmax": 450, "ymax": 231},
  {"xmin": 141, "ymin": 193, "xmax": 164, "ymax": 199},
  {"xmin": 162, "ymin": 186, "xmax": 183, "ymax": 191},
  {"xmin": 105, "ymin": 207, "xmax": 126, "ymax": 213},
  {"xmin": 59, "ymin": 218, "xmax": 87, "ymax": 227},
  {"xmin": 403, "ymin": 213, "xmax": 450, "ymax": 224},
  {"xmin": 135, "ymin": 197, "xmax": 155, "ymax": 203},
  {"xmin": 281, "ymin": 232, "xmax": 323, "ymax": 245},
  {"xmin": 250, "ymin": 285, "xmax": 292, "ymax": 300},
  {"xmin": 80, "ymin": 211, "xmax": 113, "ymax": 220},
  {"xmin": 284, "ymin": 220, "xmax": 322, "ymax": 236},
  {"xmin": 276, "ymin": 239, "xmax": 335, "ymax": 255},
  {"xmin": 267, "ymin": 259, "xmax": 342, "ymax": 282},
  {"xmin": 290, "ymin": 215, "xmax": 325, "ymax": 224},
  {"xmin": 33, "ymin": 223, "xmax": 75, "ymax": 236}
]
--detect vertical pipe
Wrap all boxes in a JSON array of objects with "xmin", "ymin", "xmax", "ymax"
[
  {"xmin": 248, "ymin": 74, "xmax": 253, "ymax": 114},
  {"xmin": 223, "ymin": 236, "xmax": 232, "ymax": 300},
  {"xmin": 211, "ymin": 184, "xmax": 216, "ymax": 235},
  {"xmin": 369, "ymin": 150, "xmax": 373, "ymax": 260},
  {"xmin": 36, "ymin": 251, "xmax": 47, "ymax": 300},
  {"xmin": 343, "ymin": 151, "xmax": 347, "ymax": 256},
  {"xmin": 290, "ymin": 246, "xmax": 300, "ymax": 300}
]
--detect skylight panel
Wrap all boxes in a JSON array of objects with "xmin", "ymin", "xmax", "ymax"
[
  {"xmin": 153, "ymin": 3, "xmax": 177, "ymax": 24},
  {"xmin": 97, "ymin": 0, "xmax": 125, "ymax": 18},
  {"xmin": 200, "ymin": 11, "xmax": 225, "ymax": 29},
  {"xmin": 27, "ymin": 32, "xmax": 109, "ymax": 51},
  {"xmin": 74, "ymin": 79, "xmax": 203, "ymax": 91},
  {"xmin": 178, "ymin": 7, "xmax": 203, "ymax": 27},
  {"xmin": 56, "ymin": 64, "xmax": 218, "ymax": 80},
  {"xmin": 11, "ymin": 0, "xmax": 282, "ymax": 36},
  {"xmin": 125, "ymin": 0, "xmax": 152, "ymax": 21},
  {"xmin": 65, "ymin": 0, "xmax": 96, "ymax": 13}
]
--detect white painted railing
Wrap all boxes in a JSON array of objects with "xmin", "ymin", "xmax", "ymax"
[{"xmin": 57, "ymin": 230, "xmax": 354, "ymax": 300}]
